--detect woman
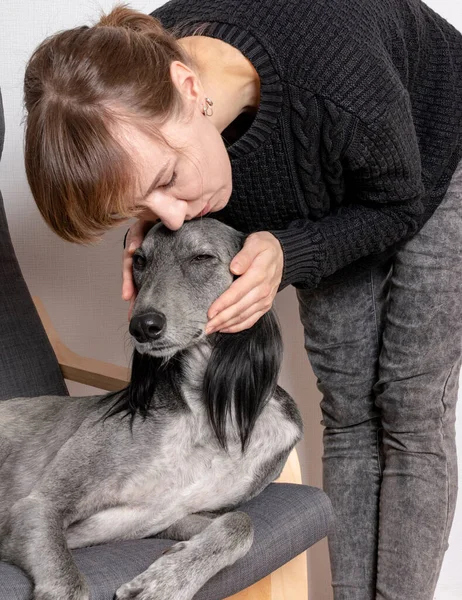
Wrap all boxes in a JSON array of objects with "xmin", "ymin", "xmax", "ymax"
[{"xmin": 23, "ymin": 1, "xmax": 462, "ymax": 599}]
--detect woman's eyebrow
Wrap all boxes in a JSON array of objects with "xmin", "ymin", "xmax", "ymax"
[{"xmin": 139, "ymin": 161, "xmax": 171, "ymax": 201}]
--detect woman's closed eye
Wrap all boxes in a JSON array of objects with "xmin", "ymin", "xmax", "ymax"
[{"xmin": 161, "ymin": 171, "xmax": 177, "ymax": 189}]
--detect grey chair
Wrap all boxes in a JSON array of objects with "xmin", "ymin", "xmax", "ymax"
[{"xmin": 0, "ymin": 88, "xmax": 333, "ymax": 600}]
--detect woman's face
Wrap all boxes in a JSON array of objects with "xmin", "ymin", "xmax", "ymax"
[{"xmin": 117, "ymin": 107, "xmax": 233, "ymax": 231}]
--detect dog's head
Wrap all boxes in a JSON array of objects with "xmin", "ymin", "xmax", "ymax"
[
  {"xmin": 129, "ymin": 219, "xmax": 244, "ymax": 358},
  {"xmin": 102, "ymin": 218, "xmax": 282, "ymax": 453}
]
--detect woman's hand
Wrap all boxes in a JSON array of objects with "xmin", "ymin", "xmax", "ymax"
[
  {"xmin": 205, "ymin": 232, "xmax": 283, "ymax": 334},
  {"xmin": 122, "ymin": 218, "xmax": 157, "ymax": 320}
]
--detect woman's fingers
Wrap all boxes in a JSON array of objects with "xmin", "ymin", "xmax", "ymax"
[
  {"xmin": 208, "ymin": 265, "xmax": 264, "ymax": 318},
  {"xmin": 122, "ymin": 242, "xmax": 138, "ymax": 301},
  {"xmin": 121, "ymin": 219, "xmax": 156, "ymax": 302},
  {"xmin": 206, "ymin": 231, "xmax": 283, "ymax": 334},
  {"xmin": 215, "ymin": 284, "xmax": 277, "ymax": 329},
  {"xmin": 205, "ymin": 266, "xmax": 278, "ymax": 333},
  {"xmin": 205, "ymin": 279, "xmax": 275, "ymax": 334},
  {"xmin": 127, "ymin": 295, "xmax": 136, "ymax": 322},
  {"xmin": 219, "ymin": 310, "xmax": 266, "ymax": 334}
]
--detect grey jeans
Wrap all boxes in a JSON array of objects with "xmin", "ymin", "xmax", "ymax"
[{"xmin": 297, "ymin": 160, "xmax": 462, "ymax": 600}]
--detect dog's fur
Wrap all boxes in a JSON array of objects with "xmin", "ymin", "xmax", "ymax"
[{"xmin": 0, "ymin": 219, "xmax": 303, "ymax": 600}]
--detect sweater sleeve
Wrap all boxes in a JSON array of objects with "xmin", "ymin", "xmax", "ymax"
[{"xmin": 269, "ymin": 92, "xmax": 426, "ymax": 290}]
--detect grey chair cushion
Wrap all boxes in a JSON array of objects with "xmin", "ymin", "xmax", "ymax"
[
  {"xmin": 0, "ymin": 88, "xmax": 68, "ymax": 401},
  {"xmin": 0, "ymin": 482, "xmax": 333, "ymax": 600}
]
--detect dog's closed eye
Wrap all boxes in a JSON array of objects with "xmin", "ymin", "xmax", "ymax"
[{"xmin": 190, "ymin": 254, "xmax": 216, "ymax": 263}]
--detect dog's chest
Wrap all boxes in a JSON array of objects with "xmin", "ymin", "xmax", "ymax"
[
  {"xmin": 117, "ymin": 397, "xmax": 296, "ymax": 520},
  {"xmin": 119, "ymin": 415, "xmax": 258, "ymax": 516}
]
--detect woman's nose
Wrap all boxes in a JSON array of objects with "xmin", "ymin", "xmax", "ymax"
[
  {"xmin": 161, "ymin": 216, "xmax": 185, "ymax": 231},
  {"xmin": 147, "ymin": 194, "xmax": 187, "ymax": 231}
]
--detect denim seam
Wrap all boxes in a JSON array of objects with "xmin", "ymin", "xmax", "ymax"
[
  {"xmin": 369, "ymin": 269, "xmax": 384, "ymax": 479},
  {"xmin": 368, "ymin": 269, "xmax": 381, "ymax": 351},
  {"xmin": 375, "ymin": 427, "xmax": 383, "ymax": 479},
  {"xmin": 439, "ymin": 363, "xmax": 455, "ymax": 545}
]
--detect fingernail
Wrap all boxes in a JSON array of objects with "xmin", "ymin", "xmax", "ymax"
[{"xmin": 128, "ymin": 242, "xmax": 137, "ymax": 252}]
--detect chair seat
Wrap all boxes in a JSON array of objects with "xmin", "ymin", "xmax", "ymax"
[{"xmin": 0, "ymin": 482, "xmax": 332, "ymax": 600}]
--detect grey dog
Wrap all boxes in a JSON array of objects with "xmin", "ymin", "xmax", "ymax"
[{"xmin": 0, "ymin": 219, "xmax": 303, "ymax": 600}]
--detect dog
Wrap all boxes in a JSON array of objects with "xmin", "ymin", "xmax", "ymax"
[{"xmin": 0, "ymin": 219, "xmax": 303, "ymax": 600}]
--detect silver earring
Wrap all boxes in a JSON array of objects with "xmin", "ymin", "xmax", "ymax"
[{"xmin": 202, "ymin": 97, "xmax": 214, "ymax": 116}]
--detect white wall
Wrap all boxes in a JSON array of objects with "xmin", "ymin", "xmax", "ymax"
[
  {"xmin": 0, "ymin": 2, "xmax": 460, "ymax": 599},
  {"xmin": 423, "ymin": 6, "xmax": 462, "ymax": 594}
]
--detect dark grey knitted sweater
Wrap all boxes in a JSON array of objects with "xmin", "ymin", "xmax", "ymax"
[{"xmin": 152, "ymin": 0, "xmax": 462, "ymax": 290}]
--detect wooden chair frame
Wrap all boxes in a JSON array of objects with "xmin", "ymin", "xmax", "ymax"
[{"xmin": 32, "ymin": 296, "xmax": 308, "ymax": 600}]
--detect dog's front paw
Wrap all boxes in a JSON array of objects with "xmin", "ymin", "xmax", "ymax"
[
  {"xmin": 115, "ymin": 544, "xmax": 192, "ymax": 600},
  {"xmin": 33, "ymin": 579, "xmax": 89, "ymax": 600}
]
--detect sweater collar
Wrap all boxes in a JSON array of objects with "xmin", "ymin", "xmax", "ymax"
[{"xmin": 177, "ymin": 21, "xmax": 283, "ymax": 158}]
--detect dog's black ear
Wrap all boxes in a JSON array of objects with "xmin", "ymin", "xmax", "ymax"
[
  {"xmin": 126, "ymin": 350, "xmax": 162, "ymax": 417},
  {"xmin": 97, "ymin": 350, "xmax": 180, "ymax": 429},
  {"xmin": 203, "ymin": 309, "xmax": 283, "ymax": 453}
]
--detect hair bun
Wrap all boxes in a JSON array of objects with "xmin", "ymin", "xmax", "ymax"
[{"xmin": 97, "ymin": 4, "xmax": 164, "ymax": 35}]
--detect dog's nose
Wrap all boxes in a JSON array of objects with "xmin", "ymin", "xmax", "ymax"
[{"xmin": 129, "ymin": 312, "xmax": 166, "ymax": 342}]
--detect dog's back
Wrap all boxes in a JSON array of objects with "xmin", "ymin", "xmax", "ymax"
[{"xmin": 0, "ymin": 395, "xmax": 101, "ymax": 532}]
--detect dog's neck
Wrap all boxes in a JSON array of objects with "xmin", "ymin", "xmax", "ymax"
[{"xmin": 180, "ymin": 339, "xmax": 213, "ymax": 394}]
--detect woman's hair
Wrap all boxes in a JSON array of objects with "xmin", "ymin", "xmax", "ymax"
[{"xmin": 24, "ymin": 5, "xmax": 198, "ymax": 243}]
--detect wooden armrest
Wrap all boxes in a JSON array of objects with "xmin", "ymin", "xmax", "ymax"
[
  {"xmin": 32, "ymin": 296, "xmax": 130, "ymax": 391},
  {"xmin": 275, "ymin": 444, "xmax": 302, "ymax": 484}
]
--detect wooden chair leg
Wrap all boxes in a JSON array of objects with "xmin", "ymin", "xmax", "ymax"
[
  {"xmin": 224, "ymin": 574, "xmax": 271, "ymax": 599},
  {"xmin": 269, "ymin": 551, "xmax": 308, "ymax": 599},
  {"xmin": 224, "ymin": 551, "xmax": 308, "ymax": 600}
]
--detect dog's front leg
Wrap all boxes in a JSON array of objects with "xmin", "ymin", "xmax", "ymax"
[
  {"xmin": 153, "ymin": 511, "xmax": 220, "ymax": 541},
  {"xmin": 115, "ymin": 511, "xmax": 253, "ymax": 600},
  {"xmin": 1, "ymin": 495, "xmax": 88, "ymax": 600}
]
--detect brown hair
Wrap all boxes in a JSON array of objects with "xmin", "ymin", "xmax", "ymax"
[{"xmin": 24, "ymin": 5, "xmax": 196, "ymax": 243}]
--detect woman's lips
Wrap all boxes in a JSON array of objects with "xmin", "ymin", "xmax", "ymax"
[{"xmin": 198, "ymin": 203, "xmax": 211, "ymax": 217}]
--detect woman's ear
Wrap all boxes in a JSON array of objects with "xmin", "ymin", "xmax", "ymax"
[{"xmin": 169, "ymin": 59, "xmax": 203, "ymax": 112}]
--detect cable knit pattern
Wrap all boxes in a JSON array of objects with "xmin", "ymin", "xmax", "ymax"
[{"xmin": 152, "ymin": 0, "xmax": 462, "ymax": 290}]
